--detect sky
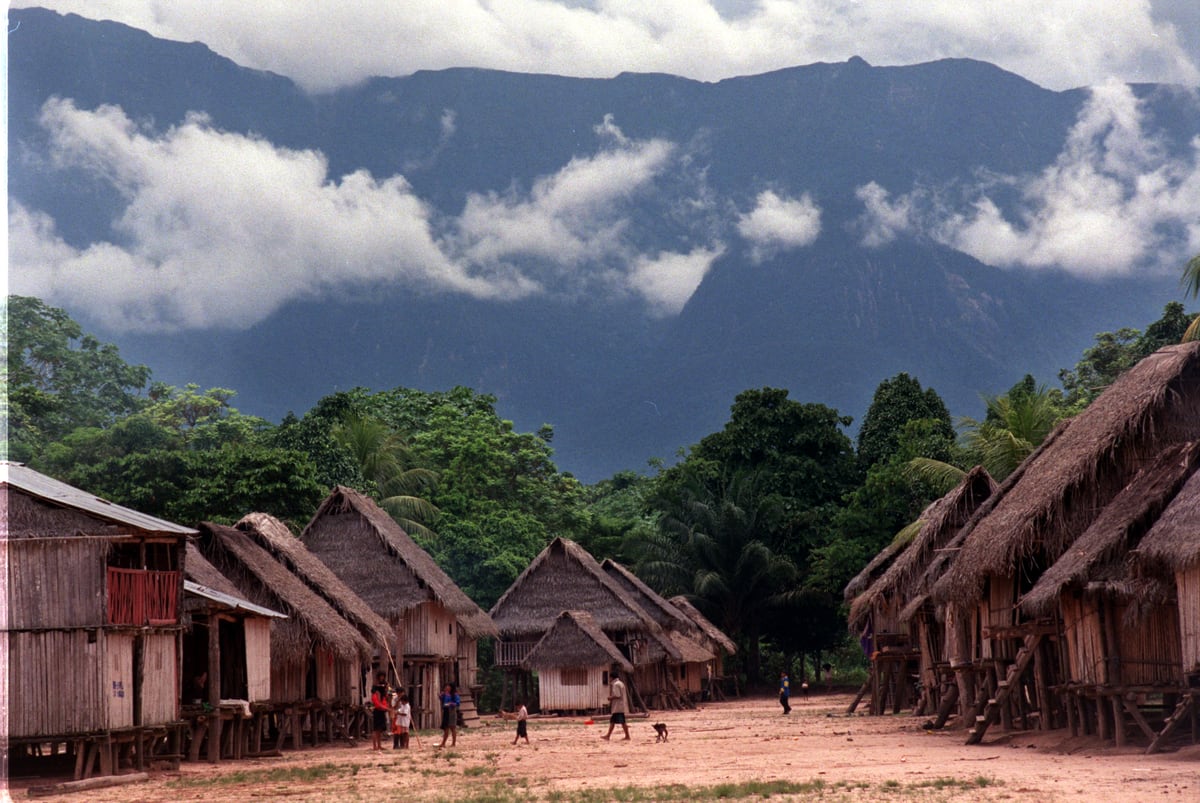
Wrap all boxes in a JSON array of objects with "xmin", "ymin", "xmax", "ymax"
[
  {"xmin": 11, "ymin": 0, "xmax": 1200, "ymax": 93},
  {"xmin": 8, "ymin": 1, "xmax": 1200, "ymax": 332}
]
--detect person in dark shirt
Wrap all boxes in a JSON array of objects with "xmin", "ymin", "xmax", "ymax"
[
  {"xmin": 370, "ymin": 671, "xmax": 390, "ymax": 751},
  {"xmin": 779, "ymin": 670, "xmax": 791, "ymax": 715}
]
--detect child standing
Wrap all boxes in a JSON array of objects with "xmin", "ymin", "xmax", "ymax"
[
  {"xmin": 391, "ymin": 691, "xmax": 411, "ymax": 749},
  {"xmin": 512, "ymin": 701, "xmax": 529, "ymax": 745}
]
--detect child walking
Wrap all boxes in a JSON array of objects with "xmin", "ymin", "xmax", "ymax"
[{"xmin": 511, "ymin": 701, "xmax": 529, "ymax": 745}]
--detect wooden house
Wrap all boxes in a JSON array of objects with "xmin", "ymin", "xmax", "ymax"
[
  {"xmin": 490, "ymin": 537, "xmax": 665, "ymax": 712},
  {"xmin": 181, "ymin": 543, "xmax": 286, "ymax": 762},
  {"xmin": 668, "ymin": 595, "xmax": 737, "ymax": 698},
  {"xmin": 2, "ymin": 462, "xmax": 193, "ymax": 779},
  {"xmin": 846, "ymin": 466, "xmax": 996, "ymax": 719},
  {"xmin": 521, "ymin": 611, "xmax": 634, "ymax": 712},
  {"xmin": 1020, "ymin": 442, "xmax": 1199, "ymax": 744},
  {"xmin": 1134, "ymin": 459, "xmax": 1200, "ymax": 751},
  {"xmin": 601, "ymin": 558, "xmax": 710, "ymax": 708},
  {"xmin": 931, "ymin": 341, "xmax": 1200, "ymax": 744},
  {"xmin": 193, "ymin": 522, "xmax": 371, "ymax": 749},
  {"xmin": 301, "ymin": 486, "xmax": 498, "ymax": 728}
]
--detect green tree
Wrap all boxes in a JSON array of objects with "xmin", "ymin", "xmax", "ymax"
[
  {"xmin": 5, "ymin": 295, "xmax": 151, "ymax": 461},
  {"xmin": 856, "ymin": 373, "xmax": 954, "ymax": 469}
]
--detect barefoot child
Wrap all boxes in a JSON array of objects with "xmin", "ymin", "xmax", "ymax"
[
  {"xmin": 391, "ymin": 691, "xmax": 411, "ymax": 749},
  {"xmin": 500, "ymin": 701, "xmax": 530, "ymax": 745}
]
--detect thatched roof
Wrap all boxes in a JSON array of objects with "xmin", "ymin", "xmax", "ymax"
[
  {"xmin": 668, "ymin": 595, "xmax": 737, "ymax": 655},
  {"xmin": 848, "ymin": 467, "xmax": 997, "ymax": 630},
  {"xmin": 935, "ymin": 342, "xmax": 1200, "ymax": 606},
  {"xmin": 185, "ymin": 542, "xmax": 245, "ymax": 599},
  {"xmin": 1136, "ymin": 459, "xmax": 1200, "ymax": 574},
  {"xmin": 668, "ymin": 630, "xmax": 716, "ymax": 664},
  {"xmin": 490, "ymin": 537, "xmax": 661, "ymax": 640},
  {"xmin": 601, "ymin": 559, "xmax": 695, "ymax": 633},
  {"xmin": 1022, "ymin": 441, "xmax": 1200, "ymax": 614},
  {"xmin": 844, "ymin": 537, "xmax": 910, "ymax": 604},
  {"xmin": 301, "ymin": 486, "xmax": 497, "ymax": 639},
  {"xmin": 196, "ymin": 522, "xmax": 370, "ymax": 663},
  {"xmin": 237, "ymin": 512, "xmax": 393, "ymax": 649},
  {"xmin": 521, "ymin": 610, "xmax": 633, "ymax": 672},
  {"xmin": 2, "ymin": 461, "xmax": 196, "ymax": 539}
]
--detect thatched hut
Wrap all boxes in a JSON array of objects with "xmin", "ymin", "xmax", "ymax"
[
  {"xmin": 2, "ymin": 462, "xmax": 193, "ymax": 779},
  {"xmin": 181, "ymin": 543, "xmax": 286, "ymax": 761},
  {"xmin": 932, "ymin": 342, "xmax": 1200, "ymax": 743},
  {"xmin": 490, "ymin": 537, "xmax": 664, "ymax": 712},
  {"xmin": 301, "ymin": 486, "xmax": 498, "ymax": 728},
  {"xmin": 193, "ymin": 522, "xmax": 370, "ymax": 737},
  {"xmin": 668, "ymin": 595, "xmax": 738, "ymax": 698},
  {"xmin": 847, "ymin": 466, "xmax": 997, "ymax": 718},
  {"xmin": 1019, "ymin": 443, "xmax": 1200, "ymax": 742},
  {"xmin": 521, "ymin": 611, "xmax": 634, "ymax": 711},
  {"xmin": 600, "ymin": 559, "xmax": 705, "ymax": 707}
]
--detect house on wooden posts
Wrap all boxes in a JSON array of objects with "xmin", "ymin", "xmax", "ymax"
[
  {"xmin": 182, "ymin": 542, "xmax": 286, "ymax": 762},
  {"xmin": 1134, "ymin": 458, "xmax": 1200, "ymax": 751},
  {"xmin": 668, "ymin": 595, "xmax": 738, "ymax": 699},
  {"xmin": 235, "ymin": 513, "xmax": 393, "ymax": 675},
  {"xmin": 301, "ymin": 486, "xmax": 498, "ymax": 729},
  {"xmin": 931, "ymin": 341, "xmax": 1200, "ymax": 745},
  {"xmin": 1020, "ymin": 442, "xmax": 1200, "ymax": 746},
  {"xmin": 489, "ymin": 537, "xmax": 665, "ymax": 713},
  {"xmin": 845, "ymin": 466, "xmax": 996, "ymax": 720},
  {"xmin": 521, "ymin": 611, "xmax": 635, "ymax": 712},
  {"xmin": 601, "ymin": 558, "xmax": 712, "ymax": 708},
  {"xmin": 193, "ymin": 522, "xmax": 372, "ymax": 751},
  {"xmin": 2, "ymin": 462, "xmax": 193, "ymax": 780}
]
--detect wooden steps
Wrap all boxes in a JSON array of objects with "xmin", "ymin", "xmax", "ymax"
[
  {"xmin": 966, "ymin": 633, "xmax": 1041, "ymax": 745},
  {"xmin": 1146, "ymin": 694, "xmax": 1196, "ymax": 754},
  {"xmin": 458, "ymin": 688, "xmax": 481, "ymax": 728}
]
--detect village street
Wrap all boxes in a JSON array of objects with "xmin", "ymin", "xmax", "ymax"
[{"xmin": 13, "ymin": 692, "xmax": 1197, "ymax": 802}]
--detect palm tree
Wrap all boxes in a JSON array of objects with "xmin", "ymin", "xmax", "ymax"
[
  {"xmin": 637, "ymin": 469, "xmax": 797, "ymax": 682},
  {"xmin": 332, "ymin": 412, "xmax": 440, "ymax": 539},
  {"xmin": 1180, "ymin": 254, "xmax": 1200, "ymax": 341}
]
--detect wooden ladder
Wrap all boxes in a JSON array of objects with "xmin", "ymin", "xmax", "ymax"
[
  {"xmin": 966, "ymin": 633, "xmax": 1042, "ymax": 745},
  {"xmin": 1146, "ymin": 694, "xmax": 1196, "ymax": 754}
]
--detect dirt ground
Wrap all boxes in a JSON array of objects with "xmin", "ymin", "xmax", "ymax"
[{"xmin": 7, "ymin": 692, "xmax": 1198, "ymax": 802}]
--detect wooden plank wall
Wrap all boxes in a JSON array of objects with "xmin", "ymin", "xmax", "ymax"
[
  {"xmin": 1176, "ymin": 567, "xmax": 1200, "ymax": 672},
  {"xmin": 141, "ymin": 633, "xmax": 178, "ymax": 725},
  {"xmin": 245, "ymin": 618, "xmax": 272, "ymax": 703},
  {"xmin": 7, "ymin": 539, "xmax": 108, "ymax": 629},
  {"xmin": 1114, "ymin": 601, "xmax": 1181, "ymax": 686},
  {"xmin": 270, "ymin": 657, "xmax": 305, "ymax": 703},
  {"xmin": 402, "ymin": 602, "xmax": 457, "ymax": 657},
  {"xmin": 7, "ymin": 630, "xmax": 107, "ymax": 736},
  {"xmin": 1061, "ymin": 595, "xmax": 1104, "ymax": 684},
  {"xmin": 457, "ymin": 635, "xmax": 479, "ymax": 688},
  {"xmin": 537, "ymin": 667, "xmax": 606, "ymax": 711},
  {"xmin": 107, "ymin": 632, "xmax": 135, "ymax": 729},
  {"xmin": 315, "ymin": 645, "xmax": 337, "ymax": 700}
]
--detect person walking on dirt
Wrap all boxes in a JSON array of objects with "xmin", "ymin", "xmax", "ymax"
[
  {"xmin": 437, "ymin": 683, "xmax": 460, "ymax": 747},
  {"xmin": 779, "ymin": 670, "xmax": 791, "ymax": 715},
  {"xmin": 602, "ymin": 670, "xmax": 631, "ymax": 741}
]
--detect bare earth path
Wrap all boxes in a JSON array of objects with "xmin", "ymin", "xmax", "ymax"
[{"xmin": 8, "ymin": 693, "xmax": 1197, "ymax": 801}]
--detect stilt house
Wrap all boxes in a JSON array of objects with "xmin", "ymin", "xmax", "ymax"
[
  {"xmin": 490, "ymin": 537, "xmax": 665, "ymax": 712},
  {"xmin": 193, "ymin": 521, "xmax": 371, "ymax": 749},
  {"xmin": 2, "ymin": 462, "xmax": 193, "ymax": 779},
  {"xmin": 931, "ymin": 341, "xmax": 1200, "ymax": 745},
  {"xmin": 521, "ymin": 611, "xmax": 634, "ymax": 712},
  {"xmin": 301, "ymin": 486, "xmax": 498, "ymax": 728},
  {"xmin": 668, "ymin": 595, "xmax": 737, "ymax": 698}
]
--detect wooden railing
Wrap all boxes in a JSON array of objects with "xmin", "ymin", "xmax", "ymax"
[
  {"xmin": 494, "ymin": 641, "xmax": 537, "ymax": 667},
  {"xmin": 107, "ymin": 568, "xmax": 180, "ymax": 625}
]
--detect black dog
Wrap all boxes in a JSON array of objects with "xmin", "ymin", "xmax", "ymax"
[{"xmin": 653, "ymin": 722, "xmax": 669, "ymax": 742}]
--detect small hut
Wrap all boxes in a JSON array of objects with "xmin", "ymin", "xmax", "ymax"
[
  {"xmin": 1020, "ymin": 442, "xmax": 1199, "ymax": 743},
  {"xmin": 846, "ymin": 466, "xmax": 996, "ymax": 719},
  {"xmin": 932, "ymin": 342, "xmax": 1200, "ymax": 744},
  {"xmin": 521, "ymin": 611, "xmax": 634, "ymax": 712},
  {"xmin": 1134, "ymin": 461, "xmax": 1200, "ymax": 750},
  {"xmin": 181, "ymin": 543, "xmax": 286, "ymax": 762},
  {"xmin": 301, "ymin": 486, "xmax": 498, "ymax": 728},
  {"xmin": 2, "ymin": 462, "xmax": 193, "ymax": 779},
  {"xmin": 490, "ymin": 537, "xmax": 664, "ymax": 712},
  {"xmin": 668, "ymin": 595, "xmax": 737, "ymax": 699},
  {"xmin": 194, "ymin": 522, "xmax": 371, "ymax": 750},
  {"xmin": 601, "ymin": 559, "xmax": 702, "ymax": 708}
]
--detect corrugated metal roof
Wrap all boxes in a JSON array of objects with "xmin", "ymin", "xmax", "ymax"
[
  {"xmin": 184, "ymin": 580, "xmax": 287, "ymax": 619},
  {"xmin": 1, "ymin": 461, "xmax": 196, "ymax": 536}
]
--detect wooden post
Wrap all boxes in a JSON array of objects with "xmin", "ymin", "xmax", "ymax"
[
  {"xmin": 1033, "ymin": 640, "xmax": 1052, "ymax": 730},
  {"xmin": 207, "ymin": 618, "xmax": 221, "ymax": 763},
  {"xmin": 1111, "ymin": 695, "xmax": 1125, "ymax": 747}
]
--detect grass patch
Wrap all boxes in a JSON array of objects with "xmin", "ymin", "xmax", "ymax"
[
  {"xmin": 464, "ymin": 764, "xmax": 498, "ymax": 777},
  {"xmin": 168, "ymin": 761, "xmax": 349, "ymax": 788}
]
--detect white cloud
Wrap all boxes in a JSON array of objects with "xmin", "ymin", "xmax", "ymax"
[
  {"xmin": 10, "ymin": 100, "xmax": 723, "ymax": 330},
  {"xmin": 627, "ymin": 245, "xmax": 725, "ymax": 315},
  {"xmin": 16, "ymin": 1, "xmax": 1200, "ymax": 93},
  {"xmin": 736, "ymin": 190, "xmax": 821, "ymax": 262},
  {"xmin": 854, "ymin": 80, "xmax": 1200, "ymax": 277}
]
